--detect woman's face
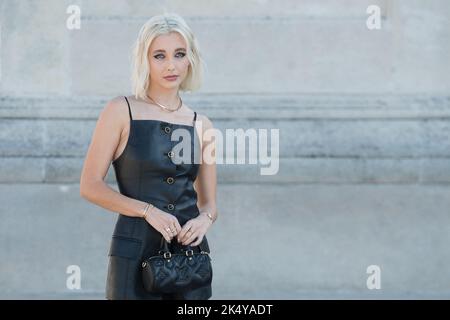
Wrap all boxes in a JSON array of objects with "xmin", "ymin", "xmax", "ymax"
[{"xmin": 148, "ymin": 32, "xmax": 190, "ymax": 90}]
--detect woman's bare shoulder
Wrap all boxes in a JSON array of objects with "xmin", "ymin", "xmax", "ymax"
[
  {"xmin": 100, "ymin": 96, "xmax": 128, "ymax": 119},
  {"xmin": 103, "ymin": 95, "xmax": 128, "ymax": 112},
  {"xmin": 95, "ymin": 96, "xmax": 130, "ymax": 136}
]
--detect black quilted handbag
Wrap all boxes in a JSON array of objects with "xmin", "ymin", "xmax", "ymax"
[{"xmin": 141, "ymin": 235, "xmax": 213, "ymax": 293}]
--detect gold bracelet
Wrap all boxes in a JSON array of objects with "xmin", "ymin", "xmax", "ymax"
[
  {"xmin": 202, "ymin": 211, "xmax": 214, "ymax": 223},
  {"xmin": 142, "ymin": 203, "xmax": 154, "ymax": 219}
]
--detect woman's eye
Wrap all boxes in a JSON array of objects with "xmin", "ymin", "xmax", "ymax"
[{"xmin": 154, "ymin": 52, "xmax": 185, "ymax": 60}]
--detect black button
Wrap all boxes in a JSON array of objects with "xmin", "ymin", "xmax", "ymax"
[
  {"xmin": 167, "ymin": 151, "xmax": 174, "ymax": 158},
  {"xmin": 164, "ymin": 126, "xmax": 171, "ymax": 134},
  {"xmin": 166, "ymin": 177, "xmax": 175, "ymax": 184},
  {"xmin": 167, "ymin": 203, "xmax": 175, "ymax": 210}
]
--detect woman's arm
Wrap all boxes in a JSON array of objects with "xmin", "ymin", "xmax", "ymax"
[
  {"xmin": 194, "ymin": 114, "xmax": 218, "ymax": 223},
  {"xmin": 177, "ymin": 115, "xmax": 218, "ymax": 246},
  {"xmin": 79, "ymin": 96, "xmax": 150, "ymax": 218}
]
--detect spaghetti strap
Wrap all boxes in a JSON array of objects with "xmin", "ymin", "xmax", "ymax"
[
  {"xmin": 193, "ymin": 111, "xmax": 197, "ymax": 123},
  {"xmin": 124, "ymin": 96, "xmax": 133, "ymax": 120}
]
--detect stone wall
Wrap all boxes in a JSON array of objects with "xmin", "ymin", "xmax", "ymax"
[{"xmin": 1, "ymin": 0, "xmax": 449, "ymax": 298}]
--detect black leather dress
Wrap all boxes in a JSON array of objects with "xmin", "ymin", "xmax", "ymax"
[{"xmin": 105, "ymin": 96, "xmax": 212, "ymax": 300}]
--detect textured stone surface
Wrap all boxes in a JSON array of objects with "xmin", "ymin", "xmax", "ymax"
[{"xmin": 1, "ymin": 95, "xmax": 450, "ymax": 183}]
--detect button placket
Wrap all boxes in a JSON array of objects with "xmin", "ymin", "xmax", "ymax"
[{"xmin": 161, "ymin": 123, "xmax": 177, "ymax": 213}]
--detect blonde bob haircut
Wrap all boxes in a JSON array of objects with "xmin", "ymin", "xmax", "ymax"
[{"xmin": 131, "ymin": 13, "xmax": 205, "ymax": 100}]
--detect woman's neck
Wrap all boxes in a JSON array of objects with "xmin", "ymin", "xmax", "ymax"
[{"xmin": 146, "ymin": 87, "xmax": 180, "ymax": 107}]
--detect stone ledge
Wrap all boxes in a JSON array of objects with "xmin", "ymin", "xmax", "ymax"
[
  {"xmin": 1, "ymin": 157, "xmax": 450, "ymax": 184},
  {"xmin": 1, "ymin": 94, "xmax": 450, "ymax": 119}
]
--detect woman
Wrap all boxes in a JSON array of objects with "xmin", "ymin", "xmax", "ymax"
[{"xmin": 80, "ymin": 13, "xmax": 218, "ymax": 300}]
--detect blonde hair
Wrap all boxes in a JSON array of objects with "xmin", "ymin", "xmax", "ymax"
[{"xmin": 131, "ymin": 13, "xmax": 205, "ymax": 99}]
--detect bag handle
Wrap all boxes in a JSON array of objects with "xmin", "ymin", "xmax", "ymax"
[{"xmin": 158, "ymin": 234, "xmax": 206, "ymax": 254}]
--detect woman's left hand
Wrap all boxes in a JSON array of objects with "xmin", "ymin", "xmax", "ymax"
[{"xmin": 177, "ymin": 214, "xmax": 213, "ymax": 246}]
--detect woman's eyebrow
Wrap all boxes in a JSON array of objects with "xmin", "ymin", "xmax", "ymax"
[{"xmin": 152, "ymin": 48, "xmax": 186, "ymax": 54}]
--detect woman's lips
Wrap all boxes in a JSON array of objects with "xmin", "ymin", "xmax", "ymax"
[{"xmin": 164, "ymin": 76, "xmax": 178, "ymax": 81}]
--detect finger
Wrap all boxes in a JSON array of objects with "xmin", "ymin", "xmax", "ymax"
[
  {"xmin": 173, "ymin": 219, "xmax": 182, "ymax": 232},
  {"xmin": 190, "ymin": 234, "xmax": 204, "ymax": 247},
  {"xmin": 182, "ymin": 230, "xmax": 198, "ymax": 245},
  {"xmin": 183, "ymin": 234, "xmax": 197, "ymax": 246},
  {"xmin": 179, "ymin": 225, "xmax": 194, "ymax": 243},
  {"xmin": 163, "ymin": 233, "xmax": 171, "ymax": 242},
  {"xmin": 178, "ymin": 223, "xmax": 192, "ymax": 241},
  {"xmin": 171, "ymin": 221, "xmax": 179, "ymax": 236},
  {"xmin": 168, "ymin": 226, "xmax": 177, "ymax": 239},
  {"xmin": 162, "ymin": 228, "xmax": 172, "ymax": 242}
]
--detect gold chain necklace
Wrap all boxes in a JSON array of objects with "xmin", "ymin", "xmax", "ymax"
[{"xmin": 146, "ymin": 94, "xmax": 182, "ymax": 112}]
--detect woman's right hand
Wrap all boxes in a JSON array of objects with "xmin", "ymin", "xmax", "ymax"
[{"xmin": 144, "ymin": 206, "xmax": 181, "ymax": 242}]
